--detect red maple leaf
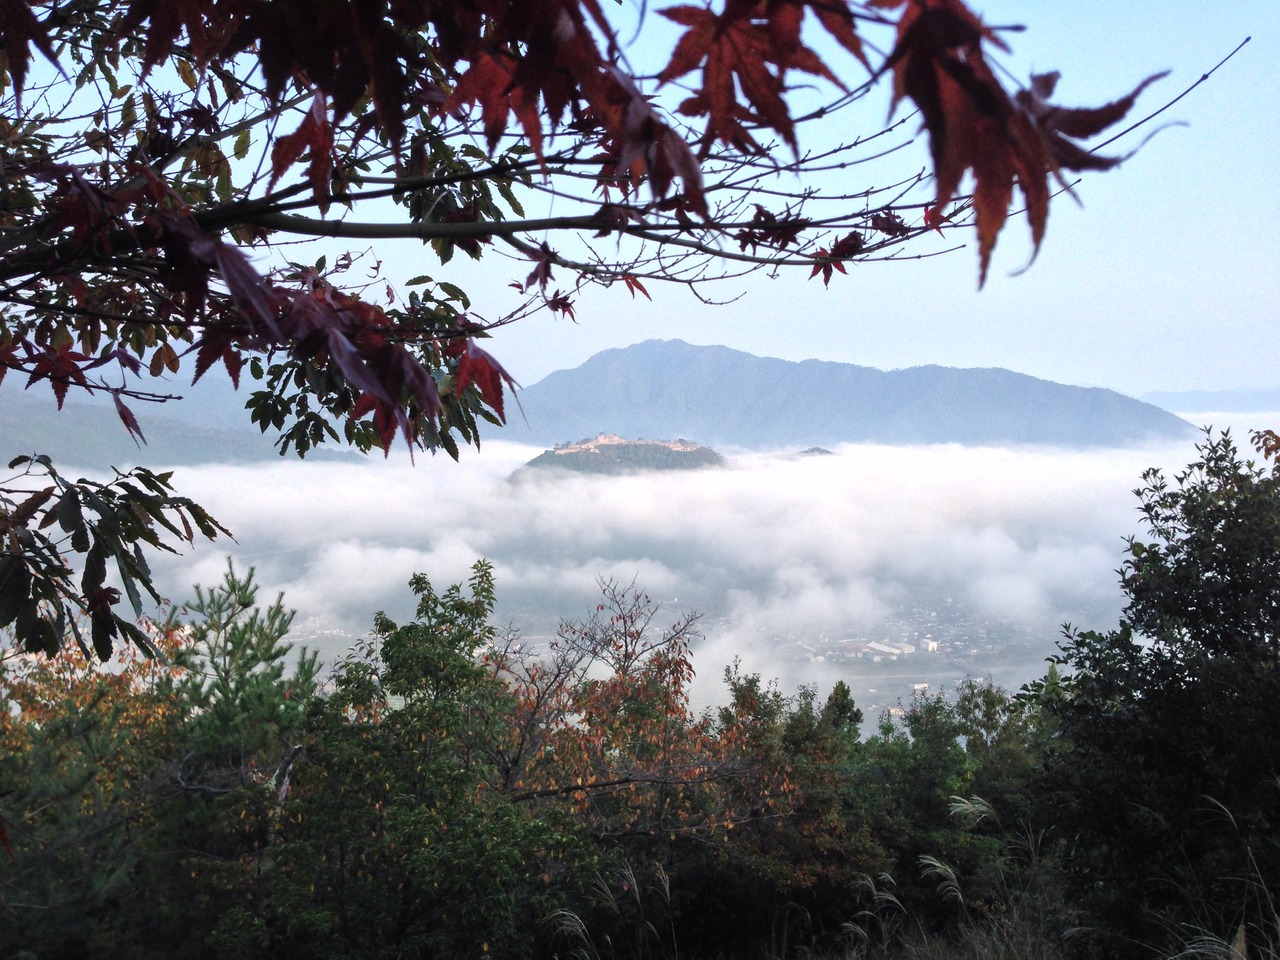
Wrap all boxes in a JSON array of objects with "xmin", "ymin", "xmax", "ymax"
[
  {"xmin": 450, "ymin": 339, "xmax": 518, "ymax": 423},
  {"xmin": 735, "ymin": 204, "xmax": 810, "ymax": 252},
  {"xmin": 444, "ymin": 52, "xmax": 543, "ymax": 157},
  {"xmin": 113, "ymin": 394, "xmax": 146, "ymax": 445},
  {"xmin": 0, "ymin": 339, "xmax": 23, "ymax": 388},
  {"xmin": 658, "ymin": 1, "xmax": 864, "ymax": 155},
  {"xmin": 621, "ymin": 275, "xmax": 651, "ymax": 300},
  {"xmin": 523, "ymin": 242, "xmax": 556, "ymax": 293},
  {"xmin": 659, "ymin": 5, "xmax": 802, "ymax": 153},
  {"xmin": 85, "ymin": 585, "xmax": 122, "ymax": 618},
  {"xmin": 117, "ymin": 0, "xmax": 241, "ymax": 73},
  {"xmin": 879, "ymin": 0, "xmax": 1165, "ymax": 286},
  {"xmin": 190, "ymin": 333, "xmax": 244, "ymax": 389},
  {"xmin": 1014, "ymin": 69, "xmax": 1169, "ymax": 171},
  {"xmin": 807, "ymin": 231, "xmax": 864, "ymax": 286},
  {"xmin": 26, "ymin": 343, "xmax": 91, "ymax": 409},
  {"xmin": 269, "ymin": 92, "xmax": 337, "ymax": 213},
  {"xmin": 351, "ymin": 390, "xmax": 412, "ymax": 453},
  {"xmin": 605, "ymin": 67, "xmax": 706, "ymax": 210},
  {"xmin": 870, "ymin": 211, "xmax": 911, "ymax": 237},
  {"xmin": 545, "ymin": 291, "xmax": 576, "ymax": 320},
  {"xmin": 0, "ymin": 0, "xmax": 60, "ymax": 102}
]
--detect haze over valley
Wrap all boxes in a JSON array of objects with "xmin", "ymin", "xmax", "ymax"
[
  {"xmin": 4, "ymin": 344, "xmax": 1271, "ymax": 717},
  {"xmin": 134, "ymin": 438, "xmax": 1228, "ymax": 718}
]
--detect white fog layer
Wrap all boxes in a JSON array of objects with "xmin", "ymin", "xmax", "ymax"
[{"xmin": 144, "ymin": 434, "xmax": 1226, "ymax": 714}]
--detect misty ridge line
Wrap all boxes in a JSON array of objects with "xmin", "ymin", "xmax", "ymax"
[
  {"xmin": 504, "ymin": 339, "xmax": 1198, "ymax": 451},
  {"xmin": 0, "ymin": 338, "xmax": 1216, "ymax": 471}
]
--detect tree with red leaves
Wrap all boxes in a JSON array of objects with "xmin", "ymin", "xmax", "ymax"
[{"xmin": 0, "ymin": 0, "xmax": 1172, "ymax": 656}]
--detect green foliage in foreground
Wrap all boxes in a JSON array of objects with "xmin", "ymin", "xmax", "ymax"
[
  {"xmin": 1040, "ymin": 430, "xmax": 1280, "ymax": 957},
  {"xmin": 2, "ymin": 430, "xmax": 1279, "ymax": 960}
]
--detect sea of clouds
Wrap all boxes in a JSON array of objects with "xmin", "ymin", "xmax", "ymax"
[{"xmin": 140, "ymin": 431, "xmax": 1237, "ymax": 712}]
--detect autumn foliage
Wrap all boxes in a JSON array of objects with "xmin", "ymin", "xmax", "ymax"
[
  {"xmin": 0, "ymin": 562, "xmax": 1005, "ymax": 958},
  {"xmin": 878, "ymin": 0, "xmax": 1166, "ymax": 283}
]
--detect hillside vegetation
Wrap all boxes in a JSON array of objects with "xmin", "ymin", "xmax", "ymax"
[
  {"xmin": 3, "ymin": 430, "xmax": 1278, "ymax": 959},
  {"xmin": 517, "ymin": 434, "xmax": 725, "ymax": 476}
]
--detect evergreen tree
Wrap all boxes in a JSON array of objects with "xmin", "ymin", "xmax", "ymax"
[{"xmin": 1041, "ymin": 431, "xmax": 1280, "ymax": 956}]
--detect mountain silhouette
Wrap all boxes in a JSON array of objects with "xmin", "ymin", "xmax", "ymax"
[
  {"xmin": 506, "ymin": 339, "xmax": 1195, "ymax": 449},
  {"xmin": 1, "ymin": 340, "xmax": 1198, "ymax": 465}
]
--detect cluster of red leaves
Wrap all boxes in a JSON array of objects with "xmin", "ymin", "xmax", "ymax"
[
  {"xmin": 0, "ymin": 162, "xmax": 515, "ymax": 454},
  {"xmin": 658, "ymin": 0, "xmax": 869, "ymax": 155},
  {"xmin": 0, "ymin": 336, "xmax": 147, "ymax": 416},
  {"xmin": 870, "ymin": 211, "xmax": 910, "ymax": 237},
  {"xmin": 509, "ymin": 242, "xmax": 581, "ymax": 319},
  {"xmin": 809, "ymin": 231, "xmax": 866, "ymax": 286},
  {"xmin": 0, "ymin": 0, "xmax": 56, "ymax": 101},
  {"xmin": 159, "ymin": 209, "xmax": 513, "ymax": 452},
  {"xmin": 876, "ymin": 0, "xmax": 1166, "ymax": 285},
  {"xmin": 0, "ymin": 0, "xmax": 1172, "ymax": 449},
  {"xmin": 735, "ymin": 204, "xmax": 811, "ymax": 253},
  {"xmin": 444, "ymin": 338, "xmax": 517, "ymax": 425},
  {"xmin": 269, "ymin": 93, "xmax": 338, "ymax": 213},
  {"xmin": 1, "ymin": 0, "xmax": 713, "ymax": 220}
]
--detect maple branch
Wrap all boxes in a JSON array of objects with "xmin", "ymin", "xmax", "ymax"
[
  {"xmin": 243, "ymin": 211, "xmax": 604, "ymax": 240},
  {"xmin": 0, "ymin": 372, "xmax": 187, "ymax": 428},
  {"xmin": 1091, "ymin": 36, "xmax": 1251, "ymax": 153}
]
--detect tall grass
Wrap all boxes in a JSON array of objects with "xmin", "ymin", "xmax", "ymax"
[
  {"xmin": 541, "ymin": 794, "xmax": 1279, "ymax": 960},
  {"xmin": 545, "ymin": 861, "xmax": 679, "ymax": 960}
]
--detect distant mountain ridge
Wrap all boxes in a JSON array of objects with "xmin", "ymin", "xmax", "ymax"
[
  {"xmin": 0, "ymin": 381, "xmax": 343, "ymax": 468},
  {"xmin": 1140, "ymin": 388, "xmax": 1280, "ymax": 413},
  {"xmin": 508, "ymin": 340, "xmax": 1196, "ymax": 449},
  {"xmin": 1, "ymin": 340, "xmax": 1200, "ymax": 464}
]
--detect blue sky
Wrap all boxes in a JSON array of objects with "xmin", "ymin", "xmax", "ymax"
[{"xmin": 430, "ymin": 1, "xmax": 1277, "ymax": 397}]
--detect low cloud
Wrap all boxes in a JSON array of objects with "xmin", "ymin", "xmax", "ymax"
[{"xmin": 151, "ymin": 437, "xmax": 1202, "ymax": 706}]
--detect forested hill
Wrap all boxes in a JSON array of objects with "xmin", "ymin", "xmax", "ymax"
[
  {"xmin": 508, "ymin": 339, "xmax": 1196, "ymax": 449},
  {"xmin": 515, "ymin": 434, "xmax": 724, "ymax": 476}
]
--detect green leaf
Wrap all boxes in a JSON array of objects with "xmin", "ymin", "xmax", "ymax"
[
  {"xmin": 117, "ymin": 554, "xmax": 144, "ymax": 615},
  {"xmin": 439, "ymin": 429, "xmax": 459, "ymax": 462},
  {"xmin": 15, "ymin": 600, "xmax": 55, "ymax": 654},
  {"xmin": 55, "ymin": 488, "xmax": 84, "ymax": 534},
  {"xmin": 117, "ymin": 619, "xmax": 159, "ymax": 659},
  {"xmin": 438, "ymin": 282, "xmax": 470, "ymax": 308},
  {"xmin": 187, "ymin": 503, "xmax": 229, "ymax": 540},
  {"xmin": 496, "ymin": 180, "xmax": 525, "ymax": 217}
]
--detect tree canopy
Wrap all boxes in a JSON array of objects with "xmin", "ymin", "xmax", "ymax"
[
  {"xmin": 0, "ymin": 0, "xmax": 1173, "ymax": 657},
  {"xmin": 0, "ymin": 560, "xmax": 1061, "ymax": 958},
  {"xmin": 1041, "ymin": 430, "xmax": 1280, "ymax": 953}
]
